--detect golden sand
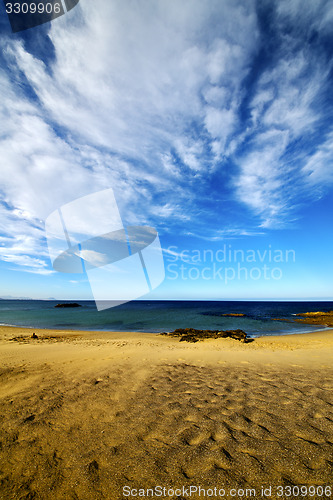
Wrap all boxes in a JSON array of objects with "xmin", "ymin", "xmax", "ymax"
[{"xmin": 0, "ymin": 326, "xmax": 333, "ymax": 499}]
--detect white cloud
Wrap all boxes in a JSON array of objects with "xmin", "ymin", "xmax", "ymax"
[
  {"xmin": 260, "ymin": 56, "xmax": 323, "ymax": 137},
  {"xmin": 275, "ymin": 0, "xmax": 332, "ymax": 35},
  {"xmin": 174, "ymin": 138, "xmax": 205, "ymax": 172},
  {"xmin": 204, "ymin": 107, "xmax": 236, "ymax": 146},
  {"xmin": 0, "ymin": 228, "xmax": 53, "ymax": 274},
  {"xmin": 302, "ymin": 130, "xmax": 333, "ymax": 185},
  {"xmin": 0, "ymin": 0, "xmax": 332, "ymax": 278},
  {"xmin": 0, "ymin": 0, "xmax": 259, "ymax": 242},
  {"xmin": 6, "ymin": 0, "xmax": 258, "ymax": 166},
  {"xmin": 232, "ymin": 2, "xmax": 333, "ymax": 228},
  {"xmin": 79, "ymin": 250, "xmax": 109, "ymax": 267},
  {"xmin": 184, "ymin": 228, "xmax": 265, "ymax": 242},
  {"xmin": 234, "ymin": 130, "xmax": 294, "ymax": 226}
]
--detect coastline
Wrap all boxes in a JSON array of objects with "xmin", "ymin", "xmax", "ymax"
[
  {"xmin": 0, "ymin": 320, "xmax": 329, "ymax": 337},
  {"xmin": 1, "ymin": 325, "xmax": 333, "ymax": 498}
]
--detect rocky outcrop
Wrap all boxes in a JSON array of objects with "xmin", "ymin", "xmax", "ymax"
[
  {"xmin": 220, "ymin": 313, "xmax": 246, "ymax": 317},
  {"xmin": 55, "ymin": 303, "xmax": 81, "ymax": 308},
  {"xmin": 201, "ymin": 312, "xmax": 246, "ymax": 317},
  {"xmin": 161, "ymin": 328, "xmax": 250, "ymax": 343},
  {"xmin": 294, "ymin": 311, "xmax": 333, "ymax": 327}
]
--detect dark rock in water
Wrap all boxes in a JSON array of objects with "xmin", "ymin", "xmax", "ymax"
[
  {"xmin": 220, "ymin": 313, "xmax": 246, "ymax": 317},
  {"xmin": 272, "ymin": 311, "xmax": 333, "ymax": 328},
  {"xmin": 293, "ymin": 311, "xmax": 333, "ymax": 327},
  {"xmin": 55, "ymin": 303, "xmax": 81, "ymax": 308},
  {"xmin": 201, "ymin": 312, "xmax": 246, "ymax": 318},
  {"xmin": 31, "ymin": 332, "xmax": 38, "ymax": 339},
  {"xmin": 161, "ymin": 328, "xmax": 250, "ymax": 343}
]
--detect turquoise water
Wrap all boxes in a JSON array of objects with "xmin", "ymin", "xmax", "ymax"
[{"xmin": 0, "ymin": 300, "xmax": 331, "ymax": 338}]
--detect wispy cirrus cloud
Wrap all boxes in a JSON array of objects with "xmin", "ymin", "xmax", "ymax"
[
  {"xmin": 231, "ymin": 0, "xmax": 333, "ymax": 227},
  {"xmin": 0, "ymin": 0, "xmax": 259, "ymax": 272},
  {"xmin": 302, "ymin": 130, "xmax": 333, "ymax": 186},
  {"xmin": 0, "ymin": 0, "xmax": 333, "ymax": 280}
]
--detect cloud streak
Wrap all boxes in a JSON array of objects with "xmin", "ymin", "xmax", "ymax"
[{"xmin": 0, "ymin": 0, "xmax": 332, "ymax": 277}]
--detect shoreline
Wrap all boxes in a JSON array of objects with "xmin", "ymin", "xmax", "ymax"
[
  {"xmin": 0, "ymin": 321, "xmax": 329, "ymax": 337},
  {"xmin": 1, "ymin": 325, "xmax": 332, "ymax": 498},
  {"xmin": 0, "ymin": 323, "xmax": 332, "ymax": 338}
]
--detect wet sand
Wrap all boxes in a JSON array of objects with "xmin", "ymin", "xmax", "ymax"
[{"xmin": 0, "ymin": 326, "xmax": 333, "ymax": 499}]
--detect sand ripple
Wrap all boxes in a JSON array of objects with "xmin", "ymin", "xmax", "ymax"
[{"xmin": 1, "ymin": 360, "xmax": 333, "ymax": 499}]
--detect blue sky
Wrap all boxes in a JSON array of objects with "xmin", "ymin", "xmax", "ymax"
[{"xmin": 0, "ymin": 0, "xmax": 332, "ymax": 301}]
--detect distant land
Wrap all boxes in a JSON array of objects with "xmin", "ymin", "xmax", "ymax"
[{"xmin": 0, "ymin": 296, "xmax": 33, "ymax": 300}]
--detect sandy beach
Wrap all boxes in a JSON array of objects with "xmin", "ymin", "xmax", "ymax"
[{"xmin": 0, "ymin": 326, "xmax": 333, "ymax": 499}]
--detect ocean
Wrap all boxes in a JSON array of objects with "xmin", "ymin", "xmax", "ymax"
[{"xmin": 0, "ymin": 300, "xmax": 332, "ymax": 338}]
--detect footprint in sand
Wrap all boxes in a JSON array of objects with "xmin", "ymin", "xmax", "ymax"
[
  {"xmin": 184, "ymin": 414, "xmax": 199, "ymax": 423},
  {"xmin": 187, "ymin": 432, "xmax": 209, "ymax": 446}
]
